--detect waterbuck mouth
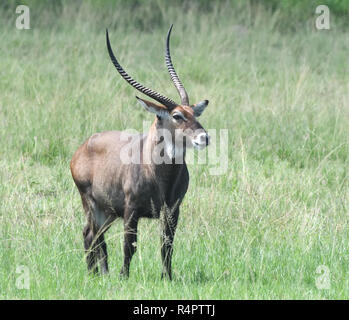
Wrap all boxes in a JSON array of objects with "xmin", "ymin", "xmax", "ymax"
[{"xmin": 193, "ymin": 141, "xmax": 209, "ymax": 150}]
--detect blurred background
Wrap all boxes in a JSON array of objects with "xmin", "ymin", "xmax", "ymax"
[
  {"xmin": 0, "ymin": 0, "xmax": 348, "ymax": 299},
  {"xmin": 1, "ymin": 0, "xmax": 349, "ymax": 31}
]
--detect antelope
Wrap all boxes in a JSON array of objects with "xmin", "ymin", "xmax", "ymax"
[{"xmin": 70, "ymin": 25, "xmax": 210, "ymax": 279}]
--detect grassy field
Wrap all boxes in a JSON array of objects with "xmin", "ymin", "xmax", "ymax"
[{"xmin": 0, "ymin": 1, "xmax": 348, "ymax": 299}]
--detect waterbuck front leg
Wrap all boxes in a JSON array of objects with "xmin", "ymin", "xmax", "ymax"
[
  {"xmin": 120, "ymin": 208, "xmax": 139, "ymax": 278},
  {"xmin": 161, "ymin": 207, "xmax": 179, "ymax": 280}
]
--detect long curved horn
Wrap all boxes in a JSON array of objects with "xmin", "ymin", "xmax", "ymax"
[
  {"xmin": 106, "ymin": 29, "xmax": 178, "ymax": 110},
  {"xmin": 165, "ymin": 24, "xmax": 189, "ymax": 106}
]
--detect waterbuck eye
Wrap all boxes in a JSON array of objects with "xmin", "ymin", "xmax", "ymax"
[{"xmin": 173, "ymin": 114, "xmax": 184, "ymax": 121}]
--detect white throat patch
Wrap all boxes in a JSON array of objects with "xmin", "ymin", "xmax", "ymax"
[{"xmin": 164, "ymin": 134, "xmax": 184, "ymax": 160}]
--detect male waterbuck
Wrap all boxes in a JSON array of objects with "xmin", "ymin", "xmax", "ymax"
[{"xmin": 70, "ymin": 25, "xmax": 210, "ymax": 279}]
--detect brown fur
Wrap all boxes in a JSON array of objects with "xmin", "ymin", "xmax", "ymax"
[
  {"xmin": 70, "ymin": 109, "xmax": 207, "ymax": 278},
  {"xmin": 72, "ymin": 28, "xmax": 210, "ymax": 279}
]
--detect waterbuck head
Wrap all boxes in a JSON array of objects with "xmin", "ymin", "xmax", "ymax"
[{"xmin": 106, "ymin": 25, "xmax": 210, "ymax": 153}]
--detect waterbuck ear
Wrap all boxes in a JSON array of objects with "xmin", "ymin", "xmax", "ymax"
[
  {"xmin": 136, "ymin": 96, "xmax": 170, "ymax": 119},
  {"xmin": 191, "ymin": 100, "xmax": 209, "ymax": 117}
]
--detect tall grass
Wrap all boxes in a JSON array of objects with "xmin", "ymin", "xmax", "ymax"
[{"xmin": 0, "ymin": 1, "xmax": 348, "ymax": 299}]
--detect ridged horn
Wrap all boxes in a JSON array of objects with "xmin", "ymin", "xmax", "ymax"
[
  {"xmin": 165, "ymin": 24, "xmax": 189, "ymax": 106},
  {"xmin": 106, "ymin": 29, "xmax": 178, "ymax": 110}
]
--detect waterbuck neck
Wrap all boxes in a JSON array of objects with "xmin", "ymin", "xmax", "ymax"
[{"xmin": 143, "ymin": 118, "xmax": 186, "ymax": 167}]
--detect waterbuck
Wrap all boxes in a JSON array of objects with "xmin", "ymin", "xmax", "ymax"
[{"xmin": 70, "ymin": 25, "xmax": 210, "ymax": 279}]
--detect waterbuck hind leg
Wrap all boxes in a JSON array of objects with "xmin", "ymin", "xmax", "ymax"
[
  {"xmin": 83, "ymin": 224, "xmax": 99, "ymax": 274},
  {"xmin": 81, "ymin": 193, "xmax": 110, "ymax": 275},
  {"xmin": 97, "ymin": 233, "xmax": 109, "ymax": 275},
  {"xmin": 161, "ymin": 207, "xmax": 179, "ymax": 280},
  {"xmin": 120, "ymin": 209, "xmax": 138, "ymax": 278},
  {"xmin": 83, "ymin": 222, "xmax": 109, "ymax": 275}
]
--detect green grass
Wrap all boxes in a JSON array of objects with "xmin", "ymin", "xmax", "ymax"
[{"xmin": 0, "ymin": 1, "xmax": 348, "ymax": 299}]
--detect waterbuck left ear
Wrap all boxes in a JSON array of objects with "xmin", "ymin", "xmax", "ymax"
[
  {"xmin": 191, "ymin": 100, "xmax": 209, "ymax": 117},
  {"xmin": 136, "ymin": 96, "xmax": 170, "ymax": 119}
]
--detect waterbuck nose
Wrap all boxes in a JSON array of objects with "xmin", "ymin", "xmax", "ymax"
[{"xmin": 197, "ymin": 132, "xmax": 210, "ymax": 146}]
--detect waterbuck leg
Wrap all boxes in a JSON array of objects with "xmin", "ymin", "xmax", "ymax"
[
  {"xmin": 83, "ymin": 222, "xmax": 109, "ymax": 275},
  {"xmin": 120, "ymin": 209, "xmax": 138, "ymax": 278},
  {"xmin": 161, "ymin": 207, "xmax": 179, "ymax": 280},
  {"xmin": 97, "ymin": 233, "xmax": 109, "ymax": 275},
  {"xmin": 83, "ymin": 223, "xmax": 99, "ymax": 274},
  {"xmin": 81, "ymin": 193, "xmax": 110, "ymax": 275}
]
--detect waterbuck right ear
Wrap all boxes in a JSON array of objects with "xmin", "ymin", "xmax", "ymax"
[
  {"xmin": 136, "ymin": 96, "xmax": 170, "ymax": 119},
  {"xmin": 191, "ymin": 100, "xmax": 209, "ymax": 117}
]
